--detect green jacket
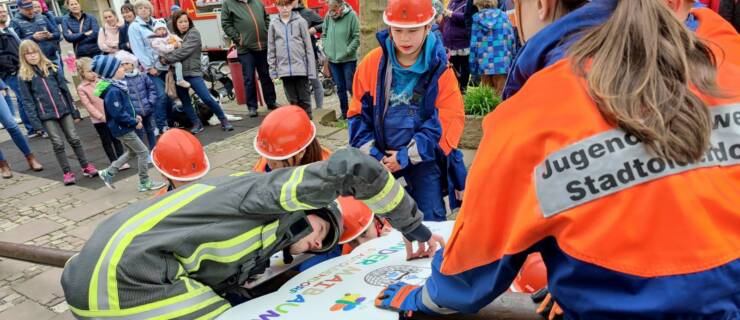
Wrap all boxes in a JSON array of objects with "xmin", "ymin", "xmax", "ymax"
[
  {"xmin": 221, "ymin": 0, "xmax": 269, "ymax": 53},
  {"xmin": 321, "ymin": 4, "xmax": 360, "ymax": 63}
]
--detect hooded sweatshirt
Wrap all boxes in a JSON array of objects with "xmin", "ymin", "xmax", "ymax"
[
  {"xmin": 267, "ymin": 12, "xmax": 316, "ymax": 79},
  {"xmin": 321, "ymin": 3, "xmax": 360, "ymax": 64},
  {"xmin": 469, "ymin": 8, "xmax": 516, "ymax": 76}
]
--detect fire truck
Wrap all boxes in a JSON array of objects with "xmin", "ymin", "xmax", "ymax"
[{"xmin": 143, "ymin": 0, "xmax": 359, "ymax": 59}]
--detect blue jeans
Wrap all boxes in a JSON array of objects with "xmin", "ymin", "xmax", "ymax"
[
  {"xmin": 3, "ymin": 75, "xmax": 35, "ymax": 134},
  {"xmin": 178, "ymin": 76, "xmax": 227, "ymax": 121},
  {"xmin": 150, "ymin": 72, "xmax": 173, "ymax": 131},
  {"xmin": 328, "ymin": 61, "xmax": 356, "ymax": 118},
  {"xmin": 135, "ymin": 114, "xmax": 157, "ymax": 150},
  {"xmin": 0, "ymin": 94, "xmax": 32, "ymax": 161},
  {"xmin": 173, "ymin": 82, "xmax": 203, "ymax": 128},
  {"xmin": 237, "ymin": 50, "xmax": 277, "ymax": 110}
]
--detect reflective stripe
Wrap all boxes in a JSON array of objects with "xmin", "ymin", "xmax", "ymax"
[
  {"xmin": 88, "ymin": 184, "xmax": 215, "ymax": 311},
  {"xmin": 230, "ymin": 172, "xmax": 249, "ymax": 177},
  {"xmin": 535, "ymin": 103, "xmax": 740, "ymax": 217},
  {"xmin": 71, "ymin": 286, "xmax": 227, "ymax": 319},
  {"xmin": 280, "ymin": 166, "xmax": 317, "ymax": 211},
  {"xmin": 421, "ymin": 285, "xmax": 456, "ymax": 315},
  {"xmin": 363, "ymin": 171, "xmax": 406, "ymax": 214},
  {"xmin": 195, "ymin": 304, "xmax": 231, "ymax": 320},
  {"xmin": 407, "ymin": 139, "xmax": 423, "ymax": 165},
  {"xmin": 176, "ymin": 220, "xmax": 280, "ymax": 273}
]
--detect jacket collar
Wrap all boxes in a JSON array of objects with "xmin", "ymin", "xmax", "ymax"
[{"xmin": 502, "ymin": 0, "xmax": 618, "ymax": 99}]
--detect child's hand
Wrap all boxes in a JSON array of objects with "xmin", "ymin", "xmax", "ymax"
[
  {"xmin": 382, "ymin": 150, "xmax": 402, "ymax": 173},
  {"xmin": 174, "ymin": 42, "xmax": 181, "ymax": 48}
]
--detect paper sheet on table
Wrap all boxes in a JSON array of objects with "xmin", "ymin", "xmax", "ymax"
[{"xmin": 217, "ymin": 221, "xmax": 455, "ymax": 320}]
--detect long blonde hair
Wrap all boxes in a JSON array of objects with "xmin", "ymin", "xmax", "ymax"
[
  {"xmin": 568, "ymin": 0, "xmax": 722, "ymax": 163},
  {"xmin": 75, "ymin": 57, "xmax": 95, "ymax": 81},
  {"xmin": 18, "ymin": 40, "xmax": 57, "ymax": 81}
]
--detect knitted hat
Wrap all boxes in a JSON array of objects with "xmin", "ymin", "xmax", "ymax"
[
  {"xmin": 170, "ymin": 5, "xmax": 180, "ymax": 12},
  {"xmin": 91, "ymin": 55, "xmax": 122, "ymax": 79},
  {"xmin": 16, "ymin": 0, "xmax": 33, "ymax": 9},
  {"xmin": 114, "ymin": 50, "xmax": 138, "ymax": 66}
]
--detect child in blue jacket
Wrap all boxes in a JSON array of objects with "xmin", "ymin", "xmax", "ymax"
[
  {"xmin": 92, "ymin": 55, "xmax": 164, "ymax": 192},
  {"xmin": 118, "ymin": 52, "xmax": 157, "ymax": 150},
  {"xmin": 469, "ymin": 0, "xmax": 515, "ymax": 95}
]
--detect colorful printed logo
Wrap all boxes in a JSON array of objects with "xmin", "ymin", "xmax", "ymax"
[{"xmin": 330, "ymin": 293, "xmax": 366, "ymax": 311}]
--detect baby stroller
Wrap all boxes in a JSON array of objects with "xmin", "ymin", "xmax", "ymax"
[{"xmin": 201, "ymin": 54, "xmax": 235, "ymax": 103}]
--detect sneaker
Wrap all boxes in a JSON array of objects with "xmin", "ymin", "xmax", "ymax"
[
  {"xmin": 176, "ymin": 80, "xmax": 191, "ymax": 88},
  {"xmin": 139, "ymin": 180, "xmax": 166, "ymax": 192},
  {"xmin": 120, "ymin": 163, "xmax": 131, "ymax": 171},
  {"xmin": 27, "ymin": 131, "xmax": 41, "ymax": 138},
  {"xmin": 63, "ymin": 172, "xmax": 76, "ymax": 186},
  {"xmin": 41, "ymin": 131, "xmax": 49, "ymax": 139},
  {"xmin": 220, "ymin": 119, "xmax": 234, "ymax": 131},
  {"xmin": 82, "ymin": 163, "xmax": 99, "ymax": 177},
  {"xmin": 99, "ymin": 169, "xmax": 116, "ymax": 190},
  {"xmin": 190, "ymin": 124, "xmax": 204, "ymax": 135},
  {"xmin": 225, "ymin": 113, "xmax": 243, "ymax": 121},
  {"xmin": 14, "ymin": 118, "xmax": 22, "ymax": 124},
  {"xmin": 248, "ymin": 109, "xmax": 258, "ymax": 117},
  {"xmin": 160, "ymin": 126, "xmax": 170, "ymax": 135}
]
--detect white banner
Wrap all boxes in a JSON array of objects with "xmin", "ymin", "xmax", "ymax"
[{"xmin": 218, "ymin": 221, "xmax": 456, "ymax": 320}]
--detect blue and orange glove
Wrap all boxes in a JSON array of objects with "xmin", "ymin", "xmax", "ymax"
[{"xmin": 374, "ymin": 282, "xmax": 421, "ymax": 317}]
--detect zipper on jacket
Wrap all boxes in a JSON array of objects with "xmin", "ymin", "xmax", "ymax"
[
  {"xmin": 245, "ymin": 3, "xmax": 263, "ymax": 51},
  {"xmin": 283, "ymin": 18, "xmax": 294, "ymax": 76},
  {"xmin": 40, "ymin": 78, "xmax": 60, "ymax": 118}
]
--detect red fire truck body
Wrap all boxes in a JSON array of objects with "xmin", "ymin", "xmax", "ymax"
[{"xmin": 151, "ymin": 0, "xmax": 359, "ymax": 54}]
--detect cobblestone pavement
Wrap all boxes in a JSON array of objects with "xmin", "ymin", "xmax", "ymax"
[{"xmin": 0, "ymin": 87, "xmax": 477, "ymax": 319}]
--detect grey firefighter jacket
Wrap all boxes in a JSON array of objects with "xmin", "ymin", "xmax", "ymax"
[{"xmin": 61, "ymin": 148, "xmax": 431, "ymax": 319}]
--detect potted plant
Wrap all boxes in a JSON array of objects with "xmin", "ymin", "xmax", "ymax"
[{"xmin": 460, "ymin": 86, "xmax": 501, "ymax": 149}]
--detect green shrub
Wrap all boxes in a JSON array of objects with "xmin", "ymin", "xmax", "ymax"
[{"xmin": 464, "ymin": 86, "xmax": 501, "ymax": 116}]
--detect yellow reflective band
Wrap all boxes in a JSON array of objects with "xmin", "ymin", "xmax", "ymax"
[
  {"xmin": 378, "ymin": 185, "xmax": 405, "ymax": 214},
  {"xmin": 280, "ymin": 166, "xmax": 317, "ymax": 211},
  {"xmin": 363, "ymin": 171, "xmax": 405, "ymax": 213},
  {"xmin": 230, "ymin": 172, "xmax": 249, "ymax": 177},
  {"xmin": 195, "ymin": 304, "xmax": 231, "ymax": 320},
  {"xmin": 150, "ymin": 296, "xmax": 225, "ymax": 320},
  {"xmin": 71, "ymin": 286, "xmax": 218, "ymax": 318},
  {"xmin": 88, "ymin": 184, "xmax": 214, "ymax": 311},
  {"xmin": 176, "ymin": 220, "xmax": 280, "ymax": 273}
]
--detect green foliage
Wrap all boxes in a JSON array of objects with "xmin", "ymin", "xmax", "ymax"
[{"xmin": 464, "ymin": 86, "xmax": 501, "ymax": 116}]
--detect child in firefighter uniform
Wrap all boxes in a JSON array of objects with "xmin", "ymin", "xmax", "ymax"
[
  {"xmin": 251, "ymin": 106, "xmax": 392, "ymax": 271},
  {"xmin": 61, "ymin": 147, "xmax": 444, "ymax": 319},
  {"xmin": 149, "ymin": 128, "xmax": 210, "ymax": 196},
  {"xmin": 374, "ymin": 0, "xmax": 740, "ymax": 319},
  {"xmin": 348, "ymin": 0, "xmax": 467, "ymax": 221}
]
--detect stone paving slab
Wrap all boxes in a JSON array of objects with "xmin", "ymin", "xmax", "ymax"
[
  {"xmin": 0, "ymin": 259, "xmax": 35, "ymax": 280},
  {"xmin": 16, "ymin": 185, "xmax": 84, "ymax": 209},
  {"xmin": 0, "ymin": 300, "xmax": 56, "ymax": 320},
  {"xmin": 66, "ymin": 214, "xmax": 111, "ymax": 241},
  {"xmin": 14, "ymin": 269, "xmax": 64, "ymax": 305},
  {"xmin": 0, "ymin": 178, "xmax": 52, "ymax": 199},
  {"xmin": 0, "ymin": 219, "xmax": 64, "ymax": 243}
]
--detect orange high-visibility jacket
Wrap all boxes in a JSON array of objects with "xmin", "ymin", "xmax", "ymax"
[{"xmin": 416, "ymin": 25, "xmax": 740, "ymax": 318}]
